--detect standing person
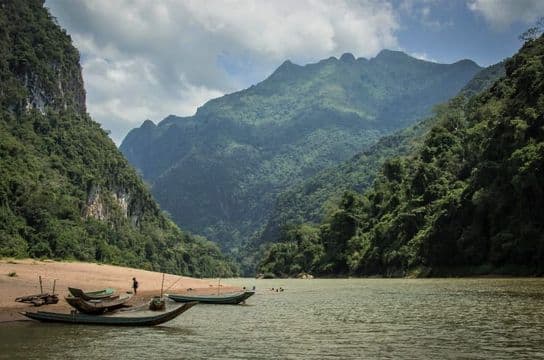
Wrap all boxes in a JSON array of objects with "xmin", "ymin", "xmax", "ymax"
[{"xmin": 132, "ymin": 277, "xmax": 139, "ymax": 294}]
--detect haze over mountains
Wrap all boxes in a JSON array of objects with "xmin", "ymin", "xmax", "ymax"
[{"xmin": 121, "ymin": 50, "xmax": 482, "ymax": 268}]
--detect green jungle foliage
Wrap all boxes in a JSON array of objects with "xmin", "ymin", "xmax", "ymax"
[
  {"xmin": 0, "ymin": 0, "xmax": 236, "ymax": 277},
  {"xmin": 121, "ymin": 49, "xmax": 481, "ymax": 266},
  {"xmin": 260, "ymin": 62, "xmax": 506, "ymax": 247},
  {"xmin": 259, "ymin": 36, "xmax": 543, "ymax": 277},
  {"xmin": 258, "ymin": 118, "xmax": 429, "ymax": 247}
]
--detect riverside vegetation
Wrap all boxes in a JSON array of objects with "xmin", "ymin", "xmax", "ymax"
[
  {"xmin": 258, "ymin": 35, "xmax": 544, "ymax": 277},
  {"xmin": 0, "ymin": 0, "xmax": 236, "ymax": 277}
]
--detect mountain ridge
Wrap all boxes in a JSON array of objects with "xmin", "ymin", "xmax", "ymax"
[
  {"xmin": 121, "ymin": 46, "xmax": 482, "ymax": 262},
  {"xmin": 258, "ymin": 36, "xmax": 544, "ymax": 277},
  {"xmin": 258, "ymin": 61, "xmax": 507, "ymax": 248}
]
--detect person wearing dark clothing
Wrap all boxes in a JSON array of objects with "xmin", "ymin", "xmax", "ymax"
[{"xmin": 132, "ymin": 277, "xmax": 139, "ymax": 294}]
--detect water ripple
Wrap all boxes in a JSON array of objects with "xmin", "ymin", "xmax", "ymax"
[{"xmin": 2, "ymin": 278, "xmax": 544, "ymax": 359}]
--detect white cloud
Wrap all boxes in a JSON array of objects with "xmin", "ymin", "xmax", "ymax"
[
  {"xmin": 185, "ymin": 0, "xmax": 399, "ymax": 59},
  {"xmin": 468, "ymin": 0, "xmax": 544, "ymax": 29},
  {"xmin": 45, "ymin": 0, "xmax": 399, "ymax": 144},
  {"xmin": 409, "ymin": 52, "xmax": 437, "ymax": 62},
  {"xmin": 399, "ymin": 0, "xmax": 452, "ymax": 30}
]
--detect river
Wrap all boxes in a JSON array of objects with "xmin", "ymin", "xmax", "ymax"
[{"xmin": 1, "ymin": 278, "xmax": 544, "ymax": 359}]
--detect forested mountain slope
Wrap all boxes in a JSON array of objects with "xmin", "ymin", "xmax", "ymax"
[
  {"xmin": 121, "ymin": 50, "xmax": 481, "ymax": 254},
  {"xmin": 0, "ymin": 0, "xmax": 236, "ymax": 277},
  {"xmin": 259, "ymin": 36, "xmax": 544, "ymax": 277},
  {"xmin": 259, "ymin": 62, "xmax": 506, "ymax": 246}
]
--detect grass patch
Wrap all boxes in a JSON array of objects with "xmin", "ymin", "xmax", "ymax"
[{"xmin": 7, "ymin": 272, "xmax": 17, "ymax": 277}]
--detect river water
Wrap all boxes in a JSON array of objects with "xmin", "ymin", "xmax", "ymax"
[{"xmin": 1, "ymin": 278, "xmax": 544, "ymax": 359}]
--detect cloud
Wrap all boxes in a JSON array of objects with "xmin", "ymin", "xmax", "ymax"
[
  {"xmin": 468, "ymin": 0, "xmax": 544, "ymax": 29},
  {"xmin": 45, "ymin": 0, "xmax": 399, "ymax": 144},
  {"xmin": 409, "ymin": 52, "xmax": 437, "ymax": 62},
  {"xmin": 399, "ymin": 0, "xmax": 452, "ymax": 30}
]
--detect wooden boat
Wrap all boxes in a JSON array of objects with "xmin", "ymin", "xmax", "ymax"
[
  {"xmin": 167, "ymin": 290, "xmax": 255, "ymax": 304},
  {"xmin": 20, "ymin": 301, "xmax": 197, "ymax": 326},
  {"xmin": 68, "ymin": 287, "xmax": 116, "ymax": 300},
  {"xmin": 65, "ymin": 293, "xmax": 133, "ymax": 314}
]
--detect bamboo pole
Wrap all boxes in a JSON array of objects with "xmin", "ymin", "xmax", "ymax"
[
  {"xmin": 160, "ymin": 273, "xmax": 165, "ymax": 298},
  {"xmin": 52, "ymin": 279, "xmax": 57, "ymax": 294},
  {"xmin": 39, "ymin": 275, "xmax": 43, "ymax": 294}
]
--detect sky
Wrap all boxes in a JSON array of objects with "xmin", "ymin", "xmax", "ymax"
[{"xmin": 45, "ymin": 0, "xmax": 544, "ymax": 144}]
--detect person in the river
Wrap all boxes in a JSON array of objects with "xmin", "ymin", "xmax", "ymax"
[{"xmin": 132, "ymin": 277, "xmax": 139, "ymax": 294}]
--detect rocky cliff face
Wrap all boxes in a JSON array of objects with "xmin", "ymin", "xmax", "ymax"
[
  {"xmin": 0, "ymin": 0, "xmax": 86, "ymax": 115},
  {"xmin": 0, "ymin": 0, "xmax": 236, "ymax": 276},
  {"xmin": 1, "ymin": 0, "xmax": 148, "ymax": 229},
  {"xmin": 20, "ymin": 59, "xmax": 86, "ymax": 114},
  {"xmin": 84, "ymin": 185, "xmax": 132, "ymax": 222}
]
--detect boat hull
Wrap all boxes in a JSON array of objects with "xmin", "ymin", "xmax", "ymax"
[
  {"xmin": 21, "ymin": 301, "xmax": 197, "ymax": 326},
  {"xmin": 167, "ymin": 291, "xmax": 255, "ymax": 304},
  {"xmin": 65, "ymin": 293, "xmax": 133, "ymax": 314}
]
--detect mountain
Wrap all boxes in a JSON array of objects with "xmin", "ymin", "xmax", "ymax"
[
  {"xmin": 259, "ymin": 61, "xmax": 506, "ymax": 246},
  {"xmin": 258, "ymin": 36, "xmax": 544, "ymax": 277},
  {"xmin": 0, "ymin": 0, "xmax": 236, "ymax": 277},
  {"xmin": 121, "ymin": 50, "xmax": 481, "ymax": 258}
]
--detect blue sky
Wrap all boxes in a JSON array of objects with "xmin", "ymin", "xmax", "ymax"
[
  {"xmin": 393, "ymin": 0, "xmax": 531, "ymax": 66},
  {"xmin": 46, "ymin": 0, "xmax": 543, "ymax": 144}
]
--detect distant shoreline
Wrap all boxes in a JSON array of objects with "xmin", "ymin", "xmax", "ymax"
[{"xmin": 256, "ymin": 272, "xmax": 544, "ymax": 280}]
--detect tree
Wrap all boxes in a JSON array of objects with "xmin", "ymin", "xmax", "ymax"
[{"xmin": 519, "ymin": 17, "xmax": 544, "ymax": 41}]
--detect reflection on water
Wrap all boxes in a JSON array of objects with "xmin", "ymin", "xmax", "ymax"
[{"xmin": 2, "ymin": 278, "xmax": 544, "ymax": 359}]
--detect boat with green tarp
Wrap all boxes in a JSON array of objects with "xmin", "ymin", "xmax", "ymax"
[
  {"xmin": 68, "ymin": 287, "xmax": 116, "ymax": 300},
  {"xmin": 167, "ymin": 291, "xmax": 255, "ymax": 304},
  {"xmin": 21, "ymin": 301, "xmax": 197, "ymax": 326}
]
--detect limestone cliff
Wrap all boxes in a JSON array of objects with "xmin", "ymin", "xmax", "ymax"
[{"xmin": 0, "ymin": 0, "xmax": 236, "ymax": 276}]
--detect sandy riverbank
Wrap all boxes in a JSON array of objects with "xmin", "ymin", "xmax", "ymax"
[{"xmin": 0, "ymin": 259, "xmax": 241, "ymax": 322}]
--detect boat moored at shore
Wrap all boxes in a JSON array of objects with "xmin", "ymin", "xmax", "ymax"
[
  {"xmin": 21, "ymin": 301, "xmax": 197, "ymax": 326},
  {"xmin": 167, "ymin": 291, "xmax": 255, "ymax": 305}
]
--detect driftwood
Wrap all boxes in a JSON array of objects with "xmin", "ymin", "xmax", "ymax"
[
  {"xmin": 15, "ymin": 276, "xmax": 59, "ymax": 306},
  {"xmin": 15, "ymin": 293, "xmax": 59, "ymax": 306}
]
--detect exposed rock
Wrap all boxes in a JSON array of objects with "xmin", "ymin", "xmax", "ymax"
[
  {"xmin": 113, "ymin": 188, "xmax": 130, "ymax": 218},
  {"xmin": 296, "ymin": 272, "xmax": 314, "ymax": 279},
  {"xmin": 84, "ymin": 185, "xmax": 105, "ymax": 221},
  {"xmin": 84, "ymin": 184, "xmax": 145, "ymax": 227}
]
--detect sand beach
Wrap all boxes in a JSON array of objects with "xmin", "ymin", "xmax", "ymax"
[{"xmin": 0, "ymin": 259, "xmax": 240, "ymax": 322}]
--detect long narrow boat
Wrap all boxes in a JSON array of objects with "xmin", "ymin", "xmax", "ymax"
[
  {"xmin": 65, "ymin": 293, "xmax": 133, "ymax": 314},
  {"xmin": 68, "ymin": 287, "xmax": 116, "ymax": 300},
  {"xmin": 21, "ymin": 301, "xmax": 197, "ymax": 326},
  {"xmin": 167, "ymin": 290, "xmax": 255, "ymax": 304}
]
